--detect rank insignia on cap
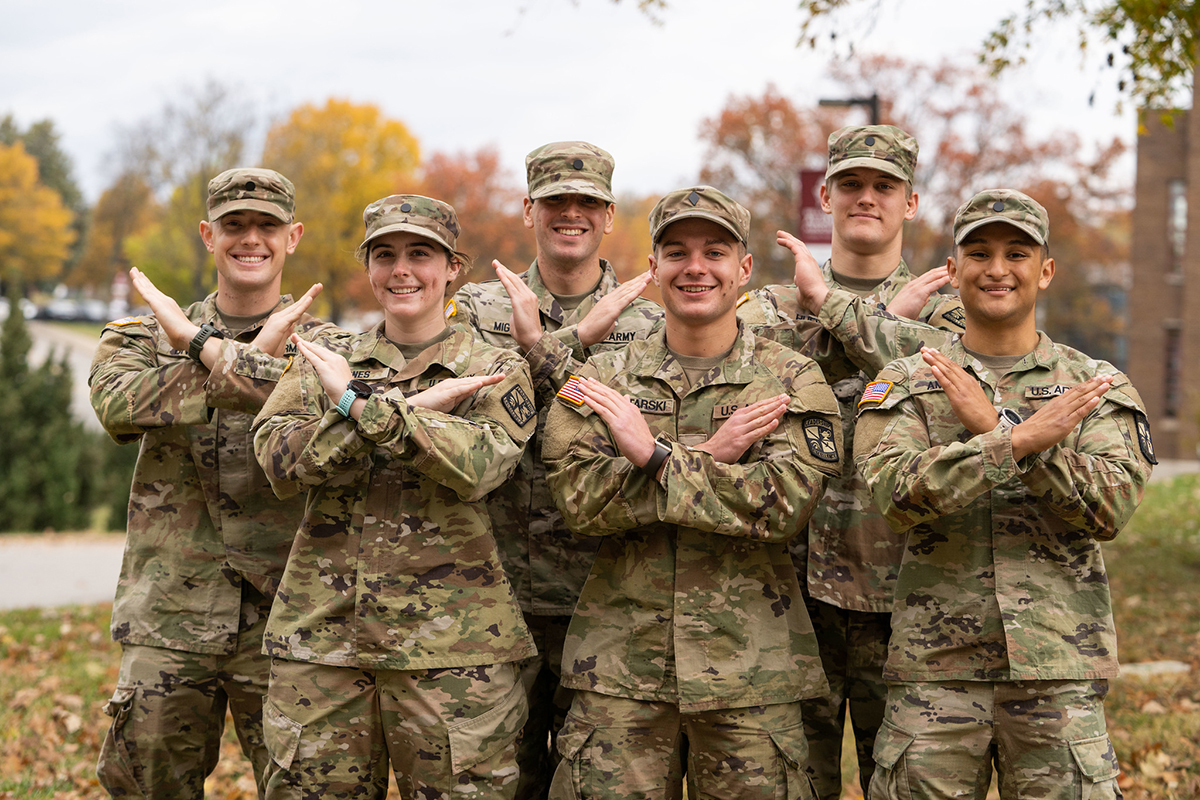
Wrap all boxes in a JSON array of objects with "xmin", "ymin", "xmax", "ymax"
[
  {"xmin": 802, "ymin": 416, "xmax": 839, "ymax": 463},
  {"xmin": 1134, "ymin": 411, "xmax": 1158, "ymax": 465},
  {"xmin": 859, "ymin": 380, "xmax": 893, "ymax": 407},
  {"xmin": 443, "ymin": 299, "xmax": 458, "ymax": 319},
  {"xmin": 502, "ymin": 385, "xmax": 536, "ymax": 427},
  {"xmin": 557, "ymin": 375, "xmax": 586, "ymax": 406}
]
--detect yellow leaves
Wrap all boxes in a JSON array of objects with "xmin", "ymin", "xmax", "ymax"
[{"xmin": 0, "ymin": 140, "xmax": 76, "ymax": 286}]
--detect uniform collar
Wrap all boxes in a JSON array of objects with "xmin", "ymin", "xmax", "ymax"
[
  {"xmin": 199, "ymin": 292, "xmax": 295, "ymax": 339},
  {"xmin": 349, "ymin": 322, "xmax": 474, "ymax": 381},
  {"xmin": 633, "ymin": 320, "xmax": 759, "ymax": 394},
  {"xmin": 822, "ymin": 259, "xmax": 910, "ymax": 303},
  {"xmin": 525, "ymin": 258, "xmax": 621, "ymax": 325},
  {"xmin": 950, "ymin": 331, "xmax": 1059, "ymax": 383}
]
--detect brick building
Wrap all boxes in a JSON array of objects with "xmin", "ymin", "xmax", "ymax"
[{"xmin": 1130, "ymin": 98, "xmax": 1200, "ymax": 460}]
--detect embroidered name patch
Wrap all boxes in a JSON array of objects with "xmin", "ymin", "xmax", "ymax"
[
  {"xmin": 490, "ymin": 320, "xmax": 511, "ymax": 334},
  {"xmin": 802, "ymin": 416, "xmax": 839, "ymax": 463},
  {"xmin": 557, "ymin": 375, "xmax": 585, "ymax": 406},
  {"xmin": 1025, "ymin": 384, "xmax": 1071, "ymax": 399},
  {"xmin": 602, "ymin": 330, "xmax": 637, "ymax": 344},
  {"xmin": 283, "ymin": 341, "xmax": 298, "ymax": 356},
  {"xmin": 502, "ymin": 385, "xmax": 536, "ymax": 427},
  {"xmin": 859, "ymin": 380, "xmax": 893, "ymax": 407},
  {"xmin": 629, "ymin": 396, "xmax": 672, "ymax": 414}
]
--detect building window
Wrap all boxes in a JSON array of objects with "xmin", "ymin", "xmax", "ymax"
[
  {"xmin": 1164, "ymin": 327, "xmax": 1181, "ymax": 418},
  {"xmin": 1169, "ymin": 179, "xmax": 1187, "ymax": 274}
]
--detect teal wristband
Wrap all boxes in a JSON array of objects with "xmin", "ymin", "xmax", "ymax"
[{"xmin": 336, "ymin": 388, "xmax": 357, "ymax": 418}]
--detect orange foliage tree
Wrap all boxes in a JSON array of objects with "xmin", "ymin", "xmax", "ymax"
[
  {"xmin": 0, "ymin": 141, "xmax": 76, "ymax": 291},
  {"xmin": 264, "ymin": 99, "xmax": 420, "ymax": 323}
]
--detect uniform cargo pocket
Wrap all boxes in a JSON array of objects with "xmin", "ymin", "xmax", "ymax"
[
  {"xmin": 869, "ymin": 721, "xmax": 915, "ymax": 800},
  {"xmin": 262, "ymin": 696, "xmax": 304, "ymax": 771},
  {"xmin": 549, "ymin": 714, "xmax": 596, "ymax": 800},
  {"xmin": 1070, "ymin": 734, "xmax": 1121, "ymax": 800},
  {"xmin": 447, "ymin": 678, "xmax": 529, "ymax": 774},
  {"xmin": 769, "ymin": 725, "xmax": 817, "ymax": 800},
  {"xmin": 97, "ymin": 685, "xmax": 143, "ymax": 794}
]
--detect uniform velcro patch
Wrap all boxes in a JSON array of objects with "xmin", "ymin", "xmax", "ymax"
[
  {"xmin": 859, "ymin": 380, "xmax": 893, "ymax": 407},
  {"xmin": 107, "ymin": 317, "xmax": 143, "ymax": 327},
  {"xmin": 443, "ymin": 299, "xmax": 457, "ymax": 319},
  {"xmin": 1134, "ymin": 411, "xmax": 1158, "ymax": 465},
  {"xmin": 802, "ymin": 416, "xmax": 840, "ymax": 463},
  {"xmin": 736, "ymin": 292, "xmax": 750, "ymax": 308},
  {"xmin": 502, "ymin": 385, "xmax": 536, "ymax": 427},
  {"xmin": 557, "ymin": 375, "xmax": 585, "ymax": 406}
]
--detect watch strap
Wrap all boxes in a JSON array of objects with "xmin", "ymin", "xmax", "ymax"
[
  {"xmin": 641, "ymin": 439, "xmax": 671, "ymax": 478},
  {"xmin": 336, "ymin": 388, "xmax": 358, "ymax": 418},
  {"xmin": 187, "ymin": 323, "xmax": 224, "ymax": 362}
]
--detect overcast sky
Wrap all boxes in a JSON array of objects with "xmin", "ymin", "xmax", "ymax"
[{"xmin": 2, "ymin": 0, "xmax": 1138, "ymax": 203}]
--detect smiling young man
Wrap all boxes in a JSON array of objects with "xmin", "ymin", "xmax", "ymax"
[
  {"xmin": 734, "ymin": 125, "xmax": 965, "ymax": 799},
  {"xmin": 89, "ymin": 168, "xmax": 336, "ymax": 797},
  {"xmin": 542, "ymin": 186, "xmax": 842, "ymax": 799},
  {"xmin": 450, "ymin": 141, "xmax": 662, "ymax": 799},
  {"xmin": 853, "ymin": 190, "xmax": 1155, "ymax": 800}
]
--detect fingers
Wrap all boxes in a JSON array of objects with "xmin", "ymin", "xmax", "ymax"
[{"xmin": 775, "ymin": 230, "xmax": 805, "ymax": 254}]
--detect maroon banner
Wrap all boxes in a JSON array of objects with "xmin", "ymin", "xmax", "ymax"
[{"xmin": 797, "ymin": 169, "xmax": 832, "ymax": 245}]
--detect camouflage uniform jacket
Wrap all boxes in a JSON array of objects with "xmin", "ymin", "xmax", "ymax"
[
  {"xmin": 542, "ymin": 325, "xmax": 843, "ymax": 711},
  {"xmin": 89, "ymin": 293, "xmax": 339, "ymax": 655},
  {"xmin": 450, "ymin": 259, "xmax": 663, "ymax": 616},
  {"xmin": 251, "ymin": 323, "xmax": 538, "ymax": 670},
  {"xmin": 738, "ymin": 262, "xmax": 966, "ymax": 612},
  {"xmin": 854, "ymin": 332, "xmax": 1154, "ymax": 682}
]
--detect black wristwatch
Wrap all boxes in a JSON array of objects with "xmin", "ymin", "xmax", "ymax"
[
  {"xmin": 188, "ymin": 323, "xmax": 225, "ymax": 362},
  {"xmin": 640, "ymin": 438, "xmax": 672, "ymax": 477}
]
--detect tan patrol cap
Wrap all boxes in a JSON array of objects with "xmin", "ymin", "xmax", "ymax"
[
  {"xmin": 207, "ymin": 168, "xmax": 295, "ymax": 223},
  {"xmin": 649, "ymin": 186, "xmax": 750, "ymax": 246},
  {"xmin": 357, "ymin": 195, "xmax": 461, "ymax": 259},
  {"xmin": 953, "ymin": 189, "xmax": 1049, "ymax": 246},
  {"xmin": 825, "ymin": 125, "xmax": 918, "ymax": 185},
  {"xmin": 526, "ymin": 141, "xmax": 616, "ymax": 204}
]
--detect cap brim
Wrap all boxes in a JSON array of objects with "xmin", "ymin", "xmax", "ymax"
[
  {"xmin": 529, "ymin": 179, "xmax": 615, "ymax": 204},
  {"xmin": 356, "ymin": 222, "xmax": 456, "ymax": 259},
  {"xmin": 954, "ymin": 217, "xmax": 1046, "ymax": 246},
  {"xmin": 209, "ymin": 198, "xmax": 292, "ymax": 223},
  {"xmin": 824, "ymin": 157, "xmax": 909, "ymax": 183},
  {"xmin": 652, "ymin": 209, "xmax": 745, "ymax": 245}
]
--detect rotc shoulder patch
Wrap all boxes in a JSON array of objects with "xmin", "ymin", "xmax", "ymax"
[
  {"xmin": 557, "ymin": 375, "xmax": 586, "ymax": 406},
  {"xmin": 802, "ymin": 416, "xmax": 839, "ymax": 463},
  {"xmin": 501, "ymin": 385, "xmax": 536, "ymax": 427},
  {"xmin": 859, "ymin": 380, "xmax": 893, "ymax": 407},
  {"xmin": 1133, "ymin": 411, "xmax": 1158, "ymax": 465},
  {"xmin": 939, "ymin": 305, "xmax": 966, "ymax": 330},
  {"xmin": 444, "ymin": 299, "xmax": 458, "ymax": 319}
]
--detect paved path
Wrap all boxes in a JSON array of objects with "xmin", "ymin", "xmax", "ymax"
[{"xmin": 27, "ymin": 320, "xmax": 104, "ymax": 432}]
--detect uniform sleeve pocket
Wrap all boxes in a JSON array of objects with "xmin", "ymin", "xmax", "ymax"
[
  {"xmin": 1069, "ymin": 734, "xmax": 1120, "ymax": 782},
  {"xmin": 872, "ymin": 720, "xmax": 915, "ymax": 770},
  {"xmin": 447, "ymin": 679, "xmax": 529, "ymax": 774},
  {"xmin": 263, "ymin": 696, "xmax": 304, "ymax": 771}
]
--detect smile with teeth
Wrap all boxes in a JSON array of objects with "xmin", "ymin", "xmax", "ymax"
[
  {"xmin": 388, "ymin": 287, "xmax": 420, "ymax": 295},
  {"xmin": 233, "ymin": 255, "xmax": 267, "ymax": 264},
  {"xmin": 678, "ymin": 286, "xmax": 714, "ymax": 293},
  {"xmin": 556, "ymin": 228, "xmax": 585, "ymax": 236}
]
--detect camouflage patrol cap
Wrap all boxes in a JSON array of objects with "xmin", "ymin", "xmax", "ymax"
[
  {"xmin": 953, "ymin": 189, "xmax": 1049, "ymax": 246},
  {"xmin": 526, "ymin": 141, "xmax": 616, "ymax": 204},
  {"xmin": 649, "ymin": 186, "xmax": 750, "ymax": 246},
  {"xmin": 825, "ymin": 125, "xmax": 918, "ymax": 184},
  {"xmin": 207, "ymin": 167, "xmax": 295, "ymax": 223},
  {"xmin": 356, "ymin": 194, "xmax": 461, "ymax": 259}
]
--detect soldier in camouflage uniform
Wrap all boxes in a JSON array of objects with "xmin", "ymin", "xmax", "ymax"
[
  {"xmin": 251, "ymin": 195, "xmax": 538, "ymax": 799},
  {"xmin": 89, "ymin": 168, "xmax": 336, "ymax": 797},
  {"xmin": 736, "ymin": 126, "xmax": 965, "ymax": 799},
  {"xmin": 854, "ymin": 190, "xmax": 1155, "ymax": 800},
  {"xmin": 450, "ymin": 142, "xmax": 662, "ymax": 798},
  {"xmin": 542, "ymin": 186, "xmax": 843, "ymax": 799}
]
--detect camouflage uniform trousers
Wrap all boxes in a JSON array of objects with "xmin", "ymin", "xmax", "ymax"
[
  {"xmin": 262, "ymin": 658, "xmax": 528, "ymax": 800},
  {"xmin": 514, "ymin": 614, "xmax": 574, "ymax": 800},
  {"xmin": 800, "ymin": 596, "xmax": 890, "ymax": 800},
  {"xmin": 869, "ymin": 680, "xmax": 1123, "ymax": 800},
  {"xmin": 550, "ymin": 690, "xmax": 817, "ymax": 800},
  {"xmin": 97, "ymin": 583, "xmax": 272, "ymax": 799}
]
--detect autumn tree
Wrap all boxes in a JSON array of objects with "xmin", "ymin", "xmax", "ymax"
[
  {"xmin": 697, "ymin": 85, "xmax": 843, "ymax": 285},
  {"xmin": 263, "ymin": 99, "xmax": 420, "ymax": 322},
  {"xmin": 74, "ymin": 173, "xmax": 156, "ymax": 293},
  {"xmin": 601, "ymin": 193, "xmax": 663, "ymax": 304},
  {"xmin": 417, "ymin": 146, "xmax": 535, "ymax": 295},
  {"xmin": 113, "ymin": 81, "xmax": 252, "ymax": 303},
  {"xmin": 0, "ymin": 141, "xmax": 76, "ymax": 292}
]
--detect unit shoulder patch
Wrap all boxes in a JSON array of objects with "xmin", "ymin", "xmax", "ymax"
[
  {"xmin": 802, "ymin": 416, "xmax": 840, "ymax": 463},
  {"xmin": 1133, "ymin": 410, "xmax": 1158, "ymax": 465},
  {"xmin": 501, "ymin": 385, "xmax": 536, "ymax": 428}
]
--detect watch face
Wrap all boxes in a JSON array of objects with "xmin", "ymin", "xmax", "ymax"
[
  {"xmin": 347, "ymin": 379, "xmax": 373, "ymax": 398},
  {"xmin": 1000, "ymin": 408, "xmax": 1023, "ymax": 427}
]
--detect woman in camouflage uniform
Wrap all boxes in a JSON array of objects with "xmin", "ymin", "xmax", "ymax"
[{"xmin": 252, "ymin": 195, "xmax": 539, "ymax": 799}]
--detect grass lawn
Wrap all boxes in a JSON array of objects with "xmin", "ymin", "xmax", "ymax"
[{"xmin": 2, "ymin": 474, "xmax": 1198, "ymax": 798}]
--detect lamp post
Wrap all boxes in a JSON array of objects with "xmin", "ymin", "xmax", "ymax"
[{"xmin": 818, "ymin": 92, "xmax": 880, "ymax": 125}]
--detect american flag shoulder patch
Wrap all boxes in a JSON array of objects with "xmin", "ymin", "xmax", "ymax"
[
  {"xmin": 859, "ymin": 380, "xmax": 893, "ymax": 407},
  {"xmin": 557, "ymin": 375, "xmax": 586, "ymax": 406}
]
